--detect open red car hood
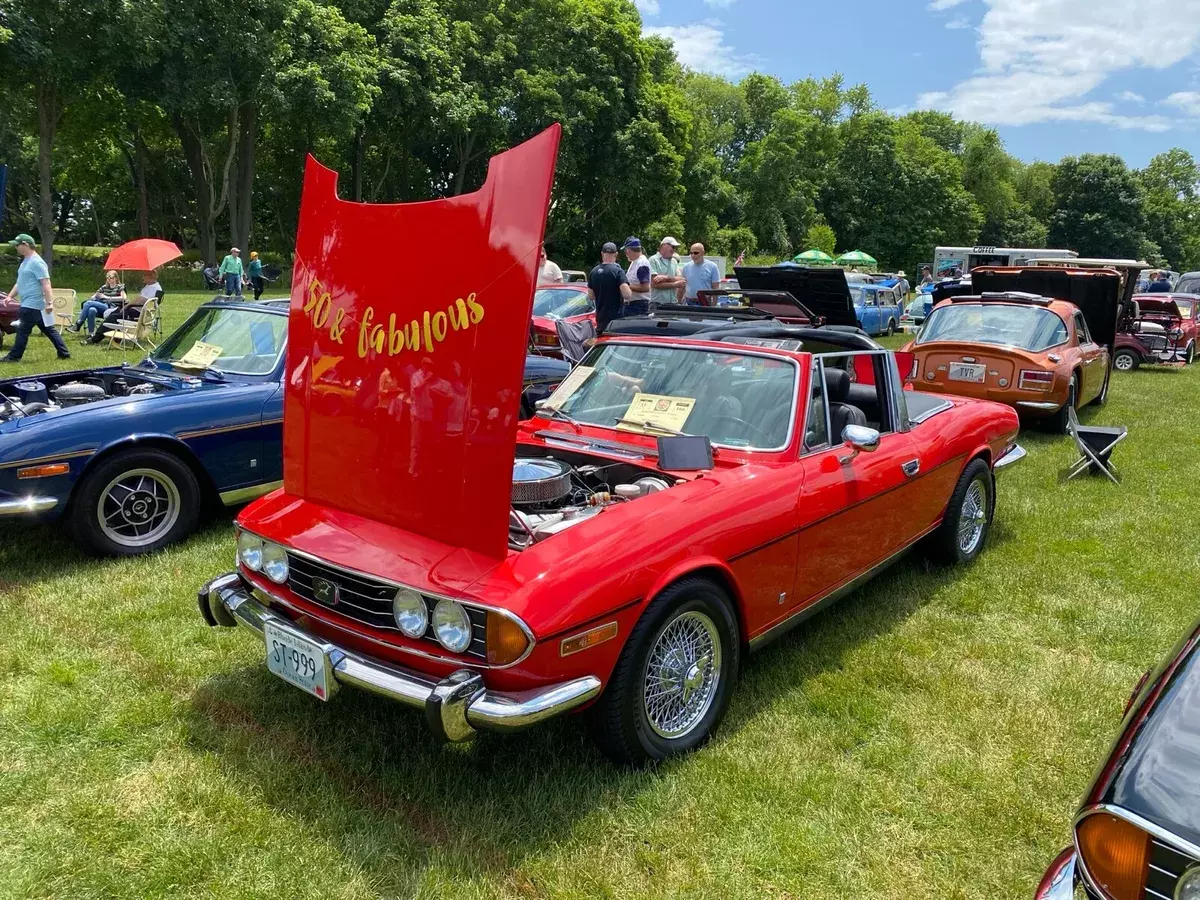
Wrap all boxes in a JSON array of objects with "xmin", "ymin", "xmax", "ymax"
[{"xmin": 283, "ymin": 125, "xmax": 560, "ymax": 560}]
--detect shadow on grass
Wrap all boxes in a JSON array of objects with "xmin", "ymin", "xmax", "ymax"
[{"xmin": 183, "ymin": 524, "xmax": 997, "ymax": 884}]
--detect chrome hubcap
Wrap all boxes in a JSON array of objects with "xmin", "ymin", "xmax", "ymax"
[
  {"xmin": 1115, "ymin": 355, "xmax": 1133, "ymax": 371},
  {"xmin": 643, "ymin": 610, "xmax": 721, "ymax": 739},
  {"xmin": 958, "ymin": 477, "xmax": 988, "ymax": 555},
  {"xmin": 98, "ymin": 468, "xmax": 180, "ymax": 548}
]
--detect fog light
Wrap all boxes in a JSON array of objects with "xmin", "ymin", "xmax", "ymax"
[
  {"xmin": 393, "ymin": 589, "xmax": 429, "ymax": 638},
  {"xmin": 1178, "ymin": 866, "xmax": 1200, "ymax": 900},
  {"xmin": 237, "ymin": 530, "xmax": 263, "ymax": 571},
  {"xmin": 261, "ymin": 541, "xmax": 289, "ymax": 584},
  {"xmin": 433, "ymin": 600, "xmax": 472, "ymax": 654}
]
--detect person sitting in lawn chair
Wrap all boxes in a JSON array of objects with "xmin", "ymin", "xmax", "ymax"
[
  {"xmin": 89, "ymin": 271, "xmax": 162, "ymax": 344},
  {"xmin": 67, "ymin": 270, "xmax": 126, "ymax": 337}
]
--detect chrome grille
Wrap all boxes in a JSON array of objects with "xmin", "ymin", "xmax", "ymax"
[
  {"xmin": 286, "ymin": 553, "xmax": 487, "ymax": 660},
  {"xmin": 1146, "ymin": 838, "xmax": 1197, "ymax": 900}
]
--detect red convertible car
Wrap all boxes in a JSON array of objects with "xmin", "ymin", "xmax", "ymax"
[
  {"xmin": 529, "ymin": 282, "xmax": 596, "ymax": 355},
  {"xmin": 198, "ymin": 128, "xmax": 1025, "ymax": 764}
]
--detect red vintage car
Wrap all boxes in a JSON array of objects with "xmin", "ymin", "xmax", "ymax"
[
  {"xmin": 529, "ymin": 282, "xmax": 596, "ymax": 355},
  {"xmin": 198, "ymin": 127, "xmax": 1025, "ymax": 764},
  {"xmin": 1112, "ymin": 294, "xmax": 1198, "ymax": 370},
  {"xmin": 0, "ymin": 291, "xmax": 19, "ymax": 347}
]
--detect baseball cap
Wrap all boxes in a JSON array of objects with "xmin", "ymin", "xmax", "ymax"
[
  {"xmin": 7, "ymin": 233, "xmax": 36, "ymax": 248},
  {"xmin": 622, "ymin": 236, "xmax": 641, "ymax": 250},
  {"xmin": 660, "ymin": 236, "xmax": 681, "ymax": 248},
  {"xmin": 601, "ymin": 241, "xmax": 618, "ymax": 254}
]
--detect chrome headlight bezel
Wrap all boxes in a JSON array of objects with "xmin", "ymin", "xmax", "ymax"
[
  {"xmin": 261, "ymin": 541, "xmax": 289, "ymax": 585},
  {"xmin": 393, "ymin": 588, "xmax": 429, "ymax": 639},
  {"xmin": 433, "ymin": 599, "xmax": 473, "ymax": 654},
  {"xmin": 237, "ymin": 530, "xmax": 264, "ymax": 571},
  {"xmin": 1178, "ymin": 865, "xmax": 1200, "ymax": 900}
]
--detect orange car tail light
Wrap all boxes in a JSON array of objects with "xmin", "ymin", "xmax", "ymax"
[
  {"xmin": 1019, "ymin": 369, "xmax": 1055, "ymax": 391},
  {"xmin": 486, "ymin": 611, "xmax": 531, "ymax": 666},
  {"xmin": 534, "ymin": 333, "xmax": 560, "ymax": 347},
  {"xmin": 1076, "ymin": 812, "xmax": 1150, "ymax": 900}
]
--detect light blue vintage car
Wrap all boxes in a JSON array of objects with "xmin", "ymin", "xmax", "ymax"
[{"xmin": 849, "ymin": 283, "xmax": 903, "ymax": 336}]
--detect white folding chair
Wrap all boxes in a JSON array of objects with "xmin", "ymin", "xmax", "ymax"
[
  {"xmin": 50, "ymin": 289, "xmax": 76, "ymax": 331},
  {"xmin": 1066, "ymin": 406, "xmax": 1128, "ymax": 484},
  {"xmin": 105, "ymin": 298, "xmax": 160, "ymax": 351}
]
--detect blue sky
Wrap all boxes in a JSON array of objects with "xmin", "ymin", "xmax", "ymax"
[{"xmin": 640, "ymin": 0, "xmax": 1200, "ymax": 167}]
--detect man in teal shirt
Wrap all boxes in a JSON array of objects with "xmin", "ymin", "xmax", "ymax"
[
  {"xmin": 2, "ymin": 233, "xmax": 71, "ymax": 361},
  {"xmin": 648, "ymin": 236, "xmax": 686, "ymax": 305},
  {"xmin": 218, "ymin": 247, "xmax": 244, "ymax": 296}
]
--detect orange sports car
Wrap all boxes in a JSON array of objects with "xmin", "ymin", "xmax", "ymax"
[{"xmin": 900, "ymin": 266, "xmax": 1122, "ymax": 432}]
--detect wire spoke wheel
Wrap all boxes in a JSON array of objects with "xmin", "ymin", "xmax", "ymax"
[
  {"xmin": 642, "ymin": 610, "xmax": 722, "ymax": 740},
  {"xmin": 957, "ymin": 477, "xmax": 989, "ymax": 555},
  {"xmin": 97, "ymin": 467, "xmax": 180, "ymax": 549}
]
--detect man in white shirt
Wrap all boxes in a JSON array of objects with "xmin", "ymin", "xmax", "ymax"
[
  {"xmin": 622, "ymin": 236, "xmax": 651, "ymax": 316},
  {"xmin": 538, "ymin": 245, "xmax": 563, "ymax": 284}
]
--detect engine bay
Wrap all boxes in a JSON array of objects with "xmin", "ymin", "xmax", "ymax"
[
  {"xmin": 0, "ymin": 371, "xmax": 166, "ymax": 421},
  {"xmin": 508, "ymin": 447, "xmax": 678, "ymax": 550}
]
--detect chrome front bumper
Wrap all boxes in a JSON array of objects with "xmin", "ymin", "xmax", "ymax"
[
  {"xmin": 198, "ymin": 572, "xmax": 602, "ymax": 743},
  {"xmin": 1015, "ymin": 400, "xmax": 1061, "ymax": 411},
  {"xmin": 1035, "ymin": 848, "xmax": 1077, "ymax": 900},
  {"xmin": 994, "ymin": 443, "xmax": 1027, "ymax": 472},
  {"xmin": 0, "ymin": 496, "xmax": 57, "ymax": 517}
]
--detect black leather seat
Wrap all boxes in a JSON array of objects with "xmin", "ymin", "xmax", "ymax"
[{"xmin": 824, "ymin": 367, "xmax": 867, "ymax": 439}]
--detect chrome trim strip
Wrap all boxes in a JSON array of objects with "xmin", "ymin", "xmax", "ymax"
[
  {"xmin": 0, "ymin": 448, "xmax": 95, "ymax": 470},
  {"xmin": 0, "ymin": 495, "xmax": 58, "ymax": 516},
  {"xmin": 1015, "ymin": 400, "xmax": 1060, "ymax": 411},
  {"xmin": 178, "ymin": 418, "xmax": 283, "ymax": 440},
  {"xmin": 994, "ymin": 444, "xmax": 1027, "ymax": 471},
  {"xmin": 236, "ymin": 528, "xmax": 536, "ymax": 669},
  {"xmin": 204, "ymin": 576, "xmax": 601, "ymax": 736},
  {"xmin": 533, "ymin": 430, "xmax": 657, "ymax": 459},
  {"xmin": 219, "ymin": 480, "xmax": 282, "ymax": 506},
  {"xmin": 748, "ymin": 526, "xmax": 936, "ymax": 651},
  {"xmin": 908, "ymin": 397, "xmax": 954, "ymax": 425},
  {"xmin": 1074, "ymin": 804, "xmax": 1200, "ymax": 899}
]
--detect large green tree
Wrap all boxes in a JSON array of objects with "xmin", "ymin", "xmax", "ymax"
[{"xmin": 1049, "ymin": 154, "xmax": 1148, "ymax": 259}]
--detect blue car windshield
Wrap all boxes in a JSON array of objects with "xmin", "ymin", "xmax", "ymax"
[{"xmin": 150, "ymin": 306, "xmax": 287, "ymax": 375}]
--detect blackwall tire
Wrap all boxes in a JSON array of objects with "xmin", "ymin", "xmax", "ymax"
[
  {"xmin": 588, "ymin": 577, "xmax": 739, "ymax": 766},
  {"xmin": 70, "ymin": 448, "xmax": 201, "ymax": 556},
  {"xmin": 1047, "ymin": 376, "xmax": 1076, "ymax": 435},
  {"xmin": 928, "ymin": 458, "xmax": 994, "ymax": 566}
]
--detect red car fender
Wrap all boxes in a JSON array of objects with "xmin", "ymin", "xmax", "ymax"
[{"xmin": 640, "ymin": 554, "xmax": 746, "ymax": 638}]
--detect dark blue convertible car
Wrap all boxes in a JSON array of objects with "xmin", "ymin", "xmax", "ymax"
[{"xmin": 0, "ymin": 298, "xmax": 568, "ymax": 556}]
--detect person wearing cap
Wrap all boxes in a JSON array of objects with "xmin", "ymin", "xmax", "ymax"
[
  {"xmin": 681, "ymin": 242, "xmax": 723, "ymax": 304},
  {"xmin": 587, "ymin": 242, "xmax": 632, "ymax": 334},
  {"xmin": 218, "ymin": 246, "xmax": 244, "ymax": 296},
  {"xmin": 2, "ymin": 234, "xmax": 71, "ymax": 362},
  {"xmin": 622, "ymin": 237, "xmax": 652, "ymax": 316},
  {"xmin": 247, "ymin": 251, "xmax": 265, "ymax": 300},
  {"xmin": 649, "ymin": 237, "xmax": 686, "ymax": 305},
  {"xmin": 919, "ymin": 266, "xmax": 934, "ymax": 287}
]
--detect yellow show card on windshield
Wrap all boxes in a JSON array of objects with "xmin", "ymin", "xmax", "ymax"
[
  {"xmin": 176, "ymin": 341, "xmax": 224, "ymax": 369},
  {"xmin": 618, "ymin": 393, "xmax": 695, "ymax": 433}
]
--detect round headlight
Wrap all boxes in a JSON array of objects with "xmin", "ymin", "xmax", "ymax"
[
  {"xmin": 1179, "ymin": 866, "xmax": 1200, "ymax": 900},
  {"xmin": 237, "ymin": 530, "xmax": 263, "ymax": 571},
  {"xmin": 261, "ymin": 541, "xmax": 289, "ymax": 584},
  {"xmin": 433, "ymin": 599, "xmax": 472, "ymax": 654},
  {"xmin": 393, "ymin": 589, "xmax": 429, "ymax": 638}
]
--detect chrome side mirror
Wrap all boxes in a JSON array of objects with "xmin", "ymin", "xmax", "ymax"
[{"xmin": 839, "ymin": 424, "xmax": 880, "ymax": 463}]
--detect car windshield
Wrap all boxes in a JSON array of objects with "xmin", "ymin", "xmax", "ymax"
[
  {"xmin": 149, "ymin": 305, "xmax": 287, "ymax": 375},
  {"xmin": 532, "ymin": 288, "xmax": 592, "ymax": 320},
  {"xmin": 916, "ymin": 303, "xmax": 1068, "ymax": 351},
  {"xmin": 1175, "ymin": 276, "xmax": 1200, "ymax": 295},
  {"xmin": 1177, "ymin": 300, "xmax": 1194, "ymax": 318},
  {"xmin": 550, "ymin": 342, "xmax": 797, "ymax": 450},
  {"xmin": 849, "ymin": 286, "xmax": 872, "ymax": 304}
]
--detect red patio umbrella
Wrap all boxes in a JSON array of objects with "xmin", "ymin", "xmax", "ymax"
[{"xmin": 103, "ymin": 238, "xmax": 182, "ymax": 272}]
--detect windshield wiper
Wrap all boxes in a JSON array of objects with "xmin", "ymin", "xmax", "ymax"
[
  {"xmin": 535, "ymin": 404, "xmax": 583, "ymax": 433},
  {"xmin": 614, "ymin": 417, "xmax": 686, "ymax": 436},
  {"xmin": 199, "ymin": 366, "xmax": 227, "ymax": 383}
]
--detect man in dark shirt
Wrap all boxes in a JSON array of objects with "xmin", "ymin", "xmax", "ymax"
[
  {"xmin": 1145, "ymin": 271, "xmax": 1172, "ymax": 293},
  {"xmin": 588, "ymin": 241, "xmax": 632, "ymax": 334}
]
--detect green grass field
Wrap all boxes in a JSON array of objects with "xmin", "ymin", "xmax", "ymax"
[{"xmin": 1, "ymin": 304, "xmax": 1196, "ymax": 898}]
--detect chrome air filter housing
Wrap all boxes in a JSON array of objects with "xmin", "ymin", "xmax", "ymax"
[{"xmin": 512, "ymin": 458, "xmax": 572, "ymax": 505}]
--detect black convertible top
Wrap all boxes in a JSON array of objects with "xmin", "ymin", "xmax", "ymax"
[
  {"xmin": 602, "ymin": 317, "xmax": 880, "ymax": 353},
  {"xmin": 733, "ymin": 264, "xmax": 858, "ymax": 327}
]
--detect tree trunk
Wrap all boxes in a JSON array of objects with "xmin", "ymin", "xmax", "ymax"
[
  {"xmin": 134, "ymin": 128, "xmax": 150, "ymax": 236},
  {"xmin": 175, "ymin": 118, "xmax": 218, "ymax": 264},
  {"xmin": 232, "ymin": 99, "xmax": 256, "ymax": 251},
  {"xmin": 55, "ymin": 190, "xmax": 74, "ymax": 237},
  {"xmin": 34, "ymin": 79, "xmax": 58, "ymax": 271},
  {"xmin": 452, "ymin": 131, "xmax": 476, "ymax": 197},
  {"xmin": 351, "ymin": 124, "xmax": 364, "ymax": 202}
]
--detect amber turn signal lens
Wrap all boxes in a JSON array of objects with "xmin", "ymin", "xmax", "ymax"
[
  {"xmin": 17, "ymin": 462, "xmax": 70, "ymax": 479},
  {"xmin": 1076, "ymin": 813, "xmax": 1150, "ymax": 900},
  {"xmin": 486, "ymin": 612, "xmax": 530, "ymax": 666},
  {"xmin": 560, "ymin": 621, "xmax": 618, "ymax": 657}
]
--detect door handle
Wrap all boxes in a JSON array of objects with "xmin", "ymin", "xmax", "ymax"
[{"xmin": 901, "ymin": 459, "xmax": 920, "ymax": 477}]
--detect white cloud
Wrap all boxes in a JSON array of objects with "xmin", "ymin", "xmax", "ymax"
[
  {"xmin": 929, "ymin": 0, "xmax": 971, "ymax": 8},
  {"xmin": 917, "ymin": 0, "xmax": 1200, "ymax": 131},
  {"xmin": 1116, "ymin": 90, "xmax": 1146, "ymax": 103},
  {"xmin": 643, "ymin": 20, "xmax": 756, "ymax": 78},
  {"xmin": 1164, "ymin": 91, "xmax": 1200, "ymax": 116},
  {"xmin": 945, "ymin": 16, "xmax": 971, "ymax": 29},
  {"xmin": 635, "ymin": 0, "xmax": 660, "ymax": 15}
]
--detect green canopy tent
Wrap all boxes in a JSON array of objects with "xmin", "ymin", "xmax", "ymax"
[
  {"xmin": 835, "ymin": 249, "xmax": 877, "ymax": 269},
  {"xmin": 793, "ymin": 249, "xmax": 835, "ymax": 265}
]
